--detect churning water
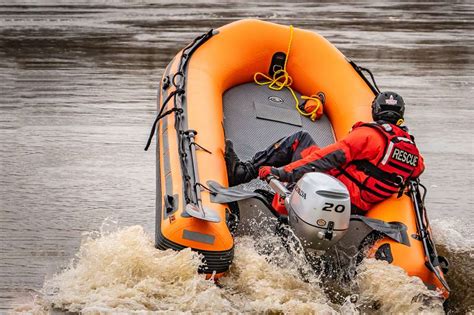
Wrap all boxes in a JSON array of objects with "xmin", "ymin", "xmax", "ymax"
[
  {"xmin": 16, "ymin": 222, "xmax": 445, "ymax": 313},
  {"xmin": 1, "ymin": 1, "xmax": 472, "ymax": 313}
]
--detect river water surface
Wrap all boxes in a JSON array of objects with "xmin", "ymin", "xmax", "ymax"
[{"xmin": 0, "ymin": 1, "xmax": 473, "ymax": 313}]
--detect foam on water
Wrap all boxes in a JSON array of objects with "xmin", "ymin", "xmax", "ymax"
[
  {"xmin": 430, "ymin": 218, "xmax": 474, "ymax": 313},
  {"xmin": 13, "ymin": 220, "xmax": 451, "ymax": 314},
  {"xmin": 355, "ymin": 259, "xmax": 444, "ymax": 314},
  {"xmin": 38, "ymin": 225, "xmax": 233, "ymax": 313},
  {"xmin": 220, "ymin": 236, "xmax": 337, "ymax": 314},
  {"xmin": 431, "ymin": 218, "xmax": 474, "ymax": 253}
]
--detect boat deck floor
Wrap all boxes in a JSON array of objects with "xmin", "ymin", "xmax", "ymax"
[{"xmin": 223, "ymin": 83, "xmax": 335, "ymax": 160}]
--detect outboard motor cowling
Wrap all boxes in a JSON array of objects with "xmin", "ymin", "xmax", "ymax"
[{"xmin": 286, "ymin": 172, "xmax": 351, "ymax": 251}]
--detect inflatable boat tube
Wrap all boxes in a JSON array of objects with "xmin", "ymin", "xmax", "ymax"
[{"xmin": 150, "ymin": 19, "xmax": 449, "ymax": 298}]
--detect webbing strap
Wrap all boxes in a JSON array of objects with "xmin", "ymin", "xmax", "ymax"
[
  {"xmin": 337, "ymin": 167, "xmax": 389, "ymax": 199},
  {"xmin": 144, "ymin": 88, "xmax": 184, "ymax": 151},
  {"xmin": 353, "ymin": 160, "xmax": 403, "ymax": 186}
]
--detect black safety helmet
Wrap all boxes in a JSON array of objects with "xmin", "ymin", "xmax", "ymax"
[{"xmin": 371, "ymin": 91, "xmax": 405, "ymax": 125}]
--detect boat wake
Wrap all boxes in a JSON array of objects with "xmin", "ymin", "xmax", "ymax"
[{"xmin": 14, "ymin": 220, "xmax": 464, "ymax": 314}]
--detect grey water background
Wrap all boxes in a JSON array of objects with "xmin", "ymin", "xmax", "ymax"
[{"xmin": 0, "ymin": 0, "xmax": 472, "ymax": 313}]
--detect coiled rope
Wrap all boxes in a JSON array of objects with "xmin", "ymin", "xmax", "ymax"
[{"xmin": 253, "ymin": 25, "xmax": 322, "ymax": 120}]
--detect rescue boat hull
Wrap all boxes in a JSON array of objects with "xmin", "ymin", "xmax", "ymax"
[{"xmin": 153, "ymin": 19, "xmax": 448, "ymax": 298}]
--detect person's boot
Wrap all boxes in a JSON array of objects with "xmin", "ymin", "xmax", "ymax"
[{"xmin": 225, "ymin": 140, "xmax": 257, "ymax": 186}]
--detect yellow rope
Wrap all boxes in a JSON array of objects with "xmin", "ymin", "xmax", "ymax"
[
  {"xmin": 254, "ymin": 25, "xmax": 299, "ymax": 107},
  {"xmin": 254, "ymin": 25, "xmax": 322, "ymax": 121},
  {"xmin": 300, "ymin": 95, "xmax": 323, "ymax": 121},
  {"xmin": 283, "ymin": 25, "xmax": 293, "ymax": 70}
]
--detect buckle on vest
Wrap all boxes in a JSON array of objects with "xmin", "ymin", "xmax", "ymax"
[
  {"xmin": 394, "ymin": 175, "xmax": 404, "ymax": 186},
  {"xmin": 382, "ymin": 123, "xmax": 393, "ymax": 132}
]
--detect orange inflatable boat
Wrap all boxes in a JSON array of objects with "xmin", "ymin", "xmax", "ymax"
[{"xmin": 145, "ymin": 19, "xmax": 449, "ymax": 298}]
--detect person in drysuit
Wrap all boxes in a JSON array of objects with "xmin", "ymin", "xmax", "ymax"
[{"xmin": 225, "ymin": 92, "xmax": 425, "ymax": 214}]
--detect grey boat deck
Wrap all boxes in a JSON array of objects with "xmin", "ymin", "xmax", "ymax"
[{"xmin": 223, "ymin": 82, "xmax": 335, "ymax": 160}]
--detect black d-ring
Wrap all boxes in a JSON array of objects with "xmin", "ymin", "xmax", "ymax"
[{"xmin": 172, "ymin": 72, "xmax": 184, "ymax": 87}]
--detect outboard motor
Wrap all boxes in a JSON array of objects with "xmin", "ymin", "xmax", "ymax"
[{"xmin": 286, "ymin": 172, "xmax": 351, "ymax": 251}]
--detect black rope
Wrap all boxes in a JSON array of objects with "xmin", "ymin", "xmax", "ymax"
[
  {"xmin": 419, "ymin": 181, "xmax": 427, "ymax": 205},
  {"xmin": 409, "ymin": 180, "xmax": 450, "ymax": 291},
  {"xmin": 174, "ymin": 29, "xmax": 214, "ymax": 89},
  {"xmin": 195, "ymin": 182, "xmax": 217, "ymax": 196},
  {"xmin": 411, "ymin": 180, "xmax": 431, "ymax": 233},
  {"xmin": 418, "ymin": 181, "xmax": 430, "ymax": 232},
  {"xmin": 358, "ymin": 66, "xmax": 381, "ymax": 93},
  {"xmin": 348, "ymin": 60, "xmax": 380, "ymax": 95},
  {"xmin": 190, "ymin": 141, "xmax": 212, "ymax": 154},
  {"xmin": 147, "ymin": 29, "xmax": 215, "ymax": 204},
  {"xmin": 144, "ymin": 107, "xmax": 183, "ymax": 151},
  {"xmin": 175, "ymin": 102, "xmax": 196, "ymax": 204},
  {"xmin": 144, "ymin": 88, "xmax": 184, "ymax": 151}
]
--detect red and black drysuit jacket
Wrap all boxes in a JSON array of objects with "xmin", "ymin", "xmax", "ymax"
[{"xmin": 274, "ymin": 122, "xmax": 425, "ymax": 212}]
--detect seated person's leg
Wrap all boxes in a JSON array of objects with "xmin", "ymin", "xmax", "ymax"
[
  {"xmin": 291, "ymin": 131, "xmax": 319, "ymax": 162},
  {"xmin": 253, "ymin": 130, "xmax": 317, "ymax": 167},
  {"xmin": 226, "ymin": 131, "xmax": 317, "ymax": 186}
]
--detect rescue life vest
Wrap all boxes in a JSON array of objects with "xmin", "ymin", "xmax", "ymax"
[{"xmin": 339, "ymin": 121, "xmax": 420, "ymax": 204}]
